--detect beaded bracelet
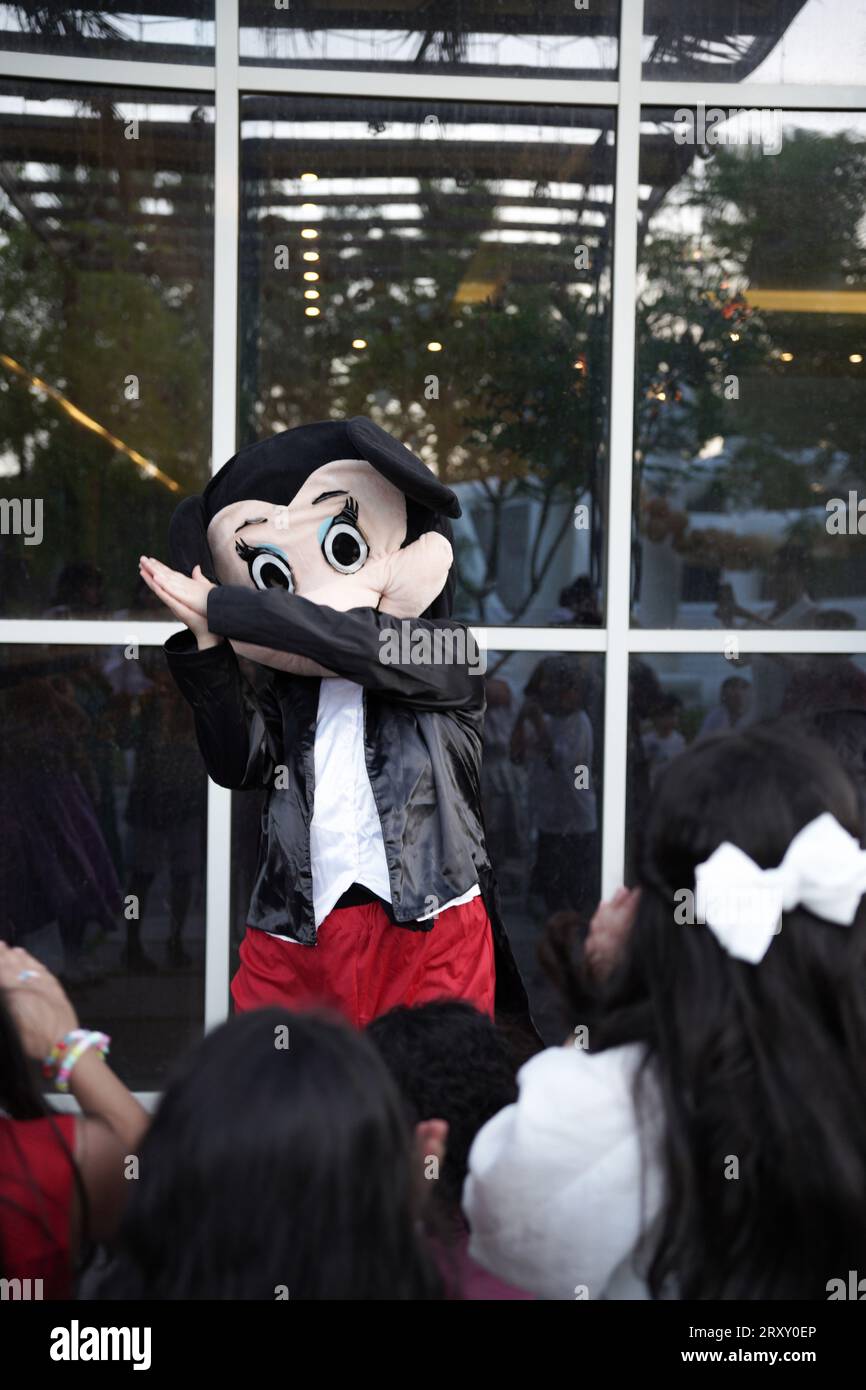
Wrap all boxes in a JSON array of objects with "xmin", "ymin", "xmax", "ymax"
[{"xmin": 43, "ymin": 1029, "xmax": 111, "ymax": 1093}]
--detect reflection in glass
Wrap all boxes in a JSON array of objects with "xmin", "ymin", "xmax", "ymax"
[
  {"xmin": 0, "ymin": 3, "xmax": 214, "ymax": 63},
  {"xmin": 0, "ymin": 644, "xmax": 206, "ymax": 1091},
  {"xmin": 633, "ymin": 109, "xmax": 866, "ymax": 630},
  {"xmin": 0, "ymin": 81, "xmax": 214, "ymax": 619},
  {"xmin": 626, "ymin": 651, "xmax": 866, "ymax": 876},
  {"xmin": 230, "ymin": 650, "xmax": 604, "ymax": 1045},
  {"xmin": 240, "ymin": 0, "xmax": 619, "ymax": 78},
  {"xmin": 643, "ymin": 0, "xmax": 866, "ymax": 85},
  {"xmin": 484, "ymin": 650, "xmax": 603, "ymax": 1040},
  {"xmin": 239, "ymin": 95, "xmax": 613, "ymax": 625}
]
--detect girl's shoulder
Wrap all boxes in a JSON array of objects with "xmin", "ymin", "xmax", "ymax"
[
  {"xmin": 0, "ymin": 1114, "xmax": 78, "ymax": 1298},
  {"xmin": 0, "ymin": 1112, "xmax": 78, "ymax": 1184}
]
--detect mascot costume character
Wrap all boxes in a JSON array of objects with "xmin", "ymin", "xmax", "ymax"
[{"xmin": 139, "ymin": 416, "xmax": 531, "ymax": 1031}]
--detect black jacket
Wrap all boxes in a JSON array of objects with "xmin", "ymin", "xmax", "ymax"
[{"xmin": 165, "ymin": 584, "xmax": 532, "ymax": 1022}]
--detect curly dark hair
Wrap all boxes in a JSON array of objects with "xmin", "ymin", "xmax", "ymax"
[{"xmin": 367, "ymin": 1000, "xmax": 517, "ymax": 1212}]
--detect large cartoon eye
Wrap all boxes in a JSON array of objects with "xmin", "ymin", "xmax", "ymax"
[
  {"xmin": 236, "ymin": 539, "xmax": 294, "ymax": 592},
  {"xmin": 321, "ymin": 497, "xmax": 369, "ymax": 575}
]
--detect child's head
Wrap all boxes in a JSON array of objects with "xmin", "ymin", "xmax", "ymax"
[
  {"xmin": 651, "ymin": 692, "xmax": 682, "ymax": 736},
  {"xmin": 367, "ymin": 1001, "xmax": 517, "ymax": 1216},
  {"xmin": 104, "ymin": 1008, "xmax": 441, "ymax": 1300},
  {"xmin": 592, "ymin": 725, "xmax": 866, "ymax": 1299},
  {"xmin": 719, "ymin": 674, "xmax": 750, "ymax": 720}
]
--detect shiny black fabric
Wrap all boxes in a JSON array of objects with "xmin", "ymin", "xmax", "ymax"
[{"xmin": 164, "ymin": 585, "xmax": 532, "ymax": 1021}]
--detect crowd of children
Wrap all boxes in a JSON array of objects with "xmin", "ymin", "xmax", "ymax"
[{"xmin": 3, "ymin": 714, "xmax": 866, "ymax": 1300}]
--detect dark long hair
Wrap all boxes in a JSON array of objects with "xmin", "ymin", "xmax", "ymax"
[
  {"xmin": 0, "ymin": 988, "xmax": 86, "ymax": 1279},
  {"xmin": 557, "ymin": 725, "xmax": 866, "ymax": 1300},
  {"xmin": 103, "ymin": 1008, "xmax": 443, "ymax": 1300}
]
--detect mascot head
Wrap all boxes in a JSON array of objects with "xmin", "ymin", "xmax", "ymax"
[{"xmin": 168, "ymin": 416, "xmax": 460, "ymax": 675}]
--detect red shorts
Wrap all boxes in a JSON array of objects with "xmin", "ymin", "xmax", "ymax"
[{"xmin": 230, "ymin": 894, "xmax": 495, "ymax": 1028}]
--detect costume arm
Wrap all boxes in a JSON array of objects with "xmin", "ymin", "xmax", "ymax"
[
  {"xmin": 207, "ymin": 586, "xmax": 484, "ymax": 711},
  {"xmin": 164, "ymin": 630, "xmax": 278, "ymax": 790}
]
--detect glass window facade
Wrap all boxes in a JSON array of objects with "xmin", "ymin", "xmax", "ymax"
[
  {"xmin": 0, "ymin": 81, "xmax": 214, "ymax": 621},
  {"xmin": 642, "ymin": 1, "xmax": 866, "ymax": 85},
  {"xmin": 238, "ymin": 93, "xmax": 613, "ymax": 627},
  {"xmin": 239, "ymin": 1, "xmax": 620, "ymax": 78},
  {"xmin": 1, "ymin": 3, "xmax": 863, "ymax": 1077},
  {"xmin": 634, "ymin": 108, "xmax": 866, "ymax": 630},
  {"xmin": 0, "ymin": 3, "xmax": 215, "ymax": 64}
]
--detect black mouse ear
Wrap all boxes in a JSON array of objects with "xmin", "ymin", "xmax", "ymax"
[
  {"xmin": 169, "ymin": 495, "xmax": 216, "ymax": 581},
  {"xmin": 347, "ymin": 416, "xmax": 461, "ymax": 519}
]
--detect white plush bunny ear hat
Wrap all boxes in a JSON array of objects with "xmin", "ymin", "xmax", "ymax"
[{"xmin": 168, "ymin": 415, "xmax": 460, "ymax": 622}]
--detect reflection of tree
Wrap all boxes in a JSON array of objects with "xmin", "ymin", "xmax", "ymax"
[
  {"xmin": 0, "ymin": 98, "xmax": 212, "ymax": 615},
  {"xmin": 644, "ymin": 1, "xmax": 810, "ymax": 81},
  {"xmin": 636, "ymin": 129, "xmax": 866, "ymax": 588},
  {"xmin": 242, "ymin": 155, "xmax": 610, "ymax": 623},
  {"xmin": 10, "ymin": 6, "xmax": 124, "ymax": 47}
]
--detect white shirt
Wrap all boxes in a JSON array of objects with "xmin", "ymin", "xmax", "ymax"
[
  {"xmin": 301, "ymin": 678, "xmax": 478, "ymax": 930},
  {"xmin": 463, "ymin": 1042, "xmax": 664, "ymax": 1300}
]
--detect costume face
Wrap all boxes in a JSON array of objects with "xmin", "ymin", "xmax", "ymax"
[{"xmin": 206, "ymin": 459, "xmax": 454, "ymax": 677}]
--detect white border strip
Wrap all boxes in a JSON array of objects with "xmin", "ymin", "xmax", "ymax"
[
  {"xmin": 239, "ymin": 66, "xmax": 617, "ymax": 104},
  {"xmin": 50, "ymin": 1092, "xmax": 161, "ymax": 1115},
  {"xmin": 202, "ymin": 0, "xmax": 240, "ymax": 1034},
  {"xmin": 600, "ymin": 0, "xmax": 644, "ymax": 898},
  {"xmin": 0, "ymin": 620, "xmax": 181, "ymax": 645},
  {"xmin": 643, "ymin": 81, "xmax": 866, "ymax": 110},
  {"xmin": 629, "ymin": 628, "xmax": 866, "ymax": 654},
  {"xmin": 2, "ymin": 52, "xmax": 864, "ymax": 111},
  {"xmin": 1, "ymin": 620, "xmax": 862, "ymax": 656},
  {"xmin": 472, "ymin": 626, "xmax": 606, "ymax": 652},
  {"xmin": 0, "ymin": 50, "xmax": 215, "ymax": 89},
  {"xmin": 3, "ymin": 56, "xmax": 865, "ymax": 112}
]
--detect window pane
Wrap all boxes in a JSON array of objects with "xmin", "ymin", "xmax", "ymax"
[
  {"xmin": 643, "ymin": 0, "xmax": 866, "ymax": 84},
  {"xmin": 633, "ymin": 109, "xmax": 866, "ymax": 631},
  {"xmin": 240, "ymin": 0, "xmax": 619, "ymax": 78},
  {"xmin": 0, "ymin": 643, "xmax": 206, "ymax": 1091},
  {"xmin": 231, "ymin": 653, "xmax": 604, "ymax": 1045},
  {"xmin": 239, "ymin": 94, "xmax": 613, "ymax": 626},
  {"xmin": 627, "ymin": 651, "xmax": 866, "ymax": 877},
  {"xmin": 0, "ymin": 81, "xmax": 214, "ymax": 619},
  {"xmin": 484, "ymin": 650, "xmax": 604, "ymax": 1042},
  {"xmin": 0, "ymin": 3, "xmax": 214, "ymax": 63}
]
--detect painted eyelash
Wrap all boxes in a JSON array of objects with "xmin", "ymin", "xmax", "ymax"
[
  {"xmin": 235, "ymin": 537, "xmax": 260, "ymax": 563},
  {"xmin": 319, "ymin": 497, "xmax": 363, "ymax": 547},
  {"xmin": 333, "ymin": 496, "xmax": 359, "ymax": 527},
  {"xmin": 235, "ymin": 537, "xmax": 293, "ymax": 572},
  {"xmin": 236, "ymin": 537, "xmax": 289, "ymax": 559}
]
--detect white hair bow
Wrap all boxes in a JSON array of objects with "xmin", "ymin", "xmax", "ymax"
[{"xmin": 694, "ymin": 813, "xmax": 866, "ymax": 964}]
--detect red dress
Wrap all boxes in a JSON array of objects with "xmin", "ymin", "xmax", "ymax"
[{"xmin": 0, "ymin": 1114, "xmax": 77, "ymax": 1299}]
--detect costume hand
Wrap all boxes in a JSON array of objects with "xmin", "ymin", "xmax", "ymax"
[
  {"xmin": 139, "ymin": 557, "xmax": 218, "ymax": 645},
  {"xmin": 0, "ymin": 942, "xmax": 79, "ymax": 1059},
  {"xmin": 584, "ymin": 886, "xmax": 640, "ymax": 981}
]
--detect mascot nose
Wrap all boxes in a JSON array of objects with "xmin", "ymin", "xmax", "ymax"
[
  {"xmin": 298, "ymin": 532, "xmax": 453, "ymax": 618},
  {"xmin": 369, "ymin": 532, "xmax": 453, "ymax": 618}
]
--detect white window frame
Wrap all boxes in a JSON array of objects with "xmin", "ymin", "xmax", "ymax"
[{"xmin": 1, "ymin": 0, "xmax": 865, "ymax": 1094}]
